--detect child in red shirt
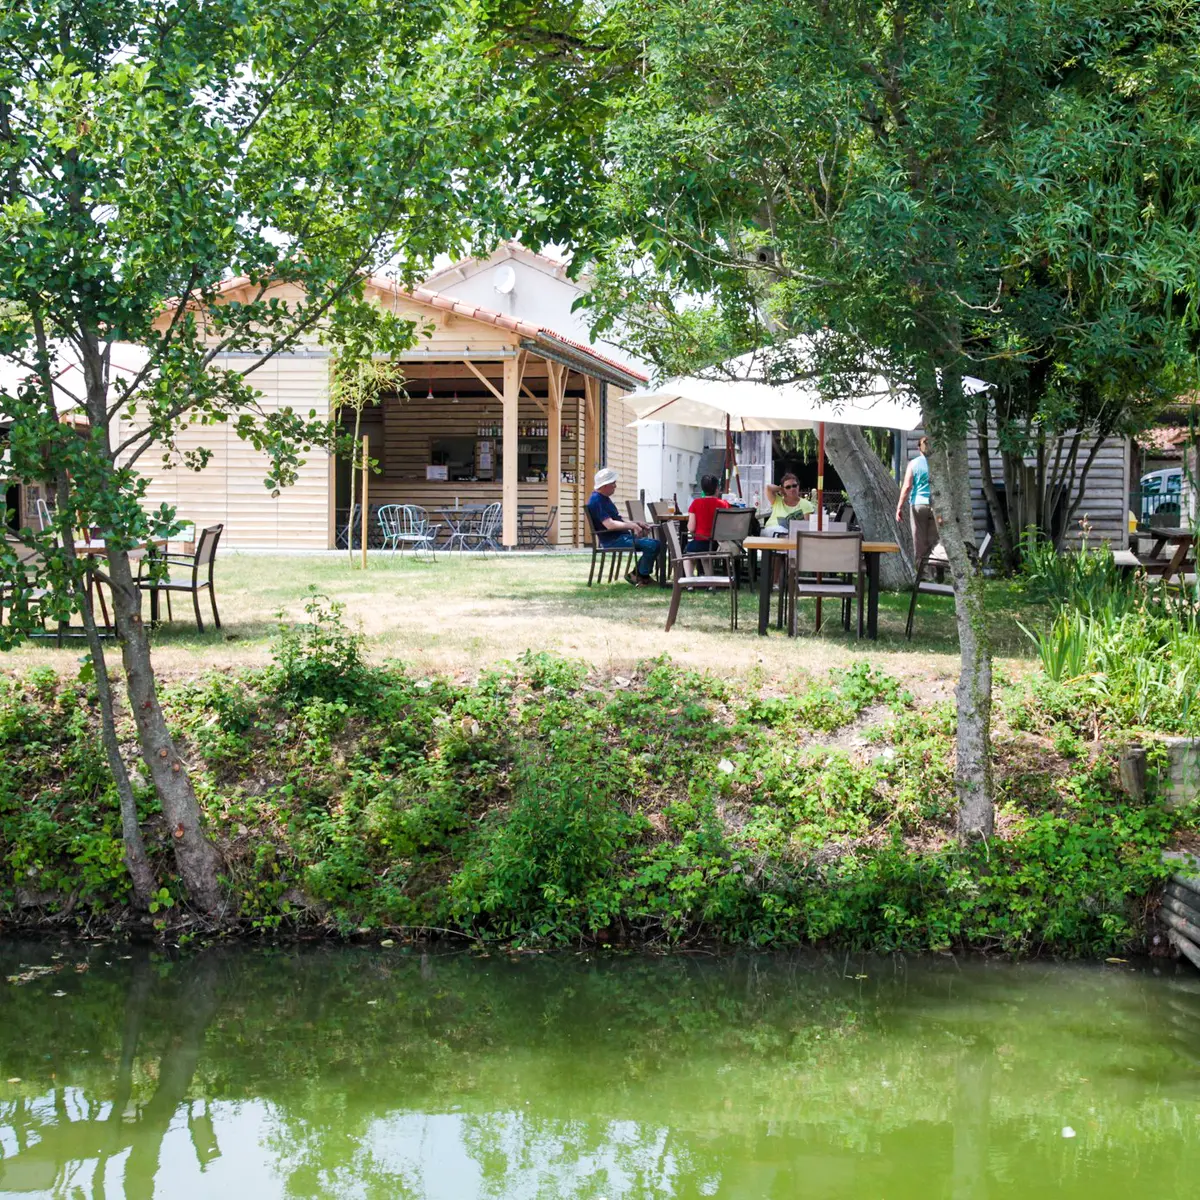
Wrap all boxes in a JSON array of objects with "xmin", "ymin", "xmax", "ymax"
[{"xmin": 687, "ymin": 474, "xmax": 730, "ymax": 552}]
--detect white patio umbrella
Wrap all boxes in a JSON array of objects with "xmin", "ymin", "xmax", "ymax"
[
  {"xmin": 626, "ymin": 348, "xmax": 987, "ymax": 527},
  {"xmin": 623, "ymin": 375, "xmax": 816, "ymax": 431}
]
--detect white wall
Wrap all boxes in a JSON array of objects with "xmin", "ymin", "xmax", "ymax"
[
  {"xmin": 426, "ymin": 251, "xmax": 643, "ymax": 375},
  {"xmin": 637, "ymin": 421, "xmax": 706, "ymax": 503}
]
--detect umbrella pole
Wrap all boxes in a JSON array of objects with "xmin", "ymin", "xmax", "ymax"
[
  {"xmin": 816, "ymin": 421, "xmax": 825, "ymax": 531},
  {"xmin": 815, "ymin": 421, "xmax": 825, "ymax": 631}
]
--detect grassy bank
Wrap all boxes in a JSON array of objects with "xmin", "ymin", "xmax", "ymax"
[{"xmin": 1, "ymin": 592, "xmax": 1192, "ymax": 956}]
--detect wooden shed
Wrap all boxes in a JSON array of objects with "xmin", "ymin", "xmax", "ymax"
[
  {"xmin": 122, "ymin": 274, "xmax": 647, "ymax": 550},
  {"xmin": 902, "ymin": 428, "xmax": 1132, "ymax": 549}
]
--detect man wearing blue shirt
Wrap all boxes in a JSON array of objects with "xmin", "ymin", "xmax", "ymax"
[{"xmin": 587, "ymin": 467, "xmax": 659, "ymax": 585}]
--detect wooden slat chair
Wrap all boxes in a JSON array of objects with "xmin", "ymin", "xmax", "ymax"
[
  {"xmin": 905, "ymin": 533, "xmax": 991, "ymax": 640},
  {"xmin": 137, "ymin": 524, "xmax": 223, "ymax": 633},
  {"xmin": 663, "ymin": 519, "xmax": 738, "ymax": 632},
  {"xmin": 787, "ymin": 529, "xmax": 863, "ymax": 636},
  {"xmin": 586, "ymin": 520, "xmax": 632, "ymax": 585}
]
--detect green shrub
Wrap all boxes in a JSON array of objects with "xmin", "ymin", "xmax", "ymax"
[
  {"xmin": 269, "ymin": 588, "xmax": 369, "ymax": 707},
  {"xmin": 449, "ymin": 731, "xmax": 637, "ymax": 940}
]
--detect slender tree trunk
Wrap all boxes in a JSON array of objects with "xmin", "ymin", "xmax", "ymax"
[
  {"xmin": 105, "ymin": 545, "xmax": 224, "ymax": 914},
  {"xmin": 923, "ymin": 386, "xmax": 994, "ymax": 842},
  {"xmin": 76, "ymin": 331, "xmax": 223, "ymax": 915},
  {"xmin": 78, "ymin": 580, "xmax": 157, "ymax": 908},
  {"xmin": 348, "ymin": 404, "xmax": 361, "ymax": 567},
  {"xmin": 823, "ymin": 423, "xmax": 915, "ymax": 587},
  {"xmin": 54, "ymin": 469, "xmax": 156, "ymax": 908}
]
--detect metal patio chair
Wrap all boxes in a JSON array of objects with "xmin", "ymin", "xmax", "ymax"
[
  {"xmin": 519, "ymin": 505, "xmax": 558, "ymax": 549},
  {"xmin": 459, "ymin": 502, "xmax": 502, "ymax": 553},
  {"xmin": 905, "ymin": 533, "xmax": 991, "ymax": 640},
  {"xmin": 379, "ymin": 505, "xmax": 439, "ymax": 560},
  {"xmin": 137, "ymin": 524, "xmax": 224, "ymax": 633},
  {"xmin": 335, "ymin": 504, "xmax": 361, "ymax": 550}
]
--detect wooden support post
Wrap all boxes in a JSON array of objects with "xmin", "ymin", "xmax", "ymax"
[
  {"xmin": 360, "ymin": 434, "xmax": 368, "ymax": 570},
  {"xmin": 502, "ymin": 357, "xmax": 519, "ymax": 547},
  {"xmin": 547, "ymin": 363, "xmax": 564, "ymax": 546}
]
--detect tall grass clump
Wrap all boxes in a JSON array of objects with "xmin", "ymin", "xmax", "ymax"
[{"xmin": 1019, "ymin": 533, "xmax": 1200, "ymax": 734}]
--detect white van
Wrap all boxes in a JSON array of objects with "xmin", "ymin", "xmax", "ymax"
[{"xmin": 1140, "ymin": 467, "xmax": 1182, "ymax": 521}]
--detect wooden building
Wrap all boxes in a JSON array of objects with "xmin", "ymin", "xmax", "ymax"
[
  {"xmin": 121, "ymin": 272, "xmax": 647, "ymax": 550},
  {"xmin": 903, "ymin": 429, "xmax": 1132, "ymax": 549}
]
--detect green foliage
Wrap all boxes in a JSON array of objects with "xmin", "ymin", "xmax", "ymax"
[
  {"xmin": 0, "ymin": 654, "xmax": 1187, "ymax": 955},
  {"xmin": 450, "ymin": 733, "xmax": 638, "ymax": 940},
  {"xmin": 269, "ymin": 588, "xmax": 369, "ymax": 707},
  {"xmin": 1018, "ymin": 600, "xmax": 1200, "ymax": 734},
  {"xmin": 1019, "ymin": 538, "xmax": 1137, "ymax": 612}
]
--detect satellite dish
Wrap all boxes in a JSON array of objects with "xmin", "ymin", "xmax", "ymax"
[{"xmin": 494, "ymin": 264, "xmax": 517, "ymax": 295}]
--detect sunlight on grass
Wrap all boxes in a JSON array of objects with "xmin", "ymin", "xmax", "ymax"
[{"xmin": 0, "ymin": 550, "xmax": 1037, "ymax": 686}]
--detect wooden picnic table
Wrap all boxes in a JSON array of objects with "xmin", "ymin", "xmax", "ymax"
[
  {"xmin": 744, "ymin": 534, "xmax": 900, "ymax": 640},
  {"xmin": 1137, "ymin": 527, "xmax": 1195, "ymax": 583}
]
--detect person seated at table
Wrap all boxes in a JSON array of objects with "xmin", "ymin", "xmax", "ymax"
[
  {"xmin": 763, "ymin": 473, "xmax": 815, "ymax": 532},
  {"xmin": 686, "ymin": 474, "xmax": 729, "ymax": 553},
  {"xmin": 586, "ymin": 467, "xmax": 660, "ymax": 586}
]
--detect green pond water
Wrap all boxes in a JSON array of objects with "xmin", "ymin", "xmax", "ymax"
[{"xmin": 1, "ymin": 945, "xmax": 1200, "ymax": 1198}]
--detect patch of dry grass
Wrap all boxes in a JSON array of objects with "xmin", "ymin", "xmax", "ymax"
[{"xmin": 0, "ymin": 550, "xmax": 1038, "ymax": 686}]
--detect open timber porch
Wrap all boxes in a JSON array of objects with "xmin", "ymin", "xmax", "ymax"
[{"xmin": 332, "ymin": 281, "xmax": 645, "ymax": 549}]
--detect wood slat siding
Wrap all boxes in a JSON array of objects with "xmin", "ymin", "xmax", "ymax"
[
  {"xmin": 129, "ymin": 283, "xmax": 645, "ymax": 548},
  {"xmin": 369, "ymin": 387, "xmax": 576, "ymax": 542},
  {"xmin": 903, "ymin": 428, "xmax": 1131, "ymax": 549},
  {"xmin": 119, "ymin": 356, "xmax": 332, "ymax": 550}
]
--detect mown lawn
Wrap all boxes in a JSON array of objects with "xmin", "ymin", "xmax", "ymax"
[{"xmin": 0, "ymin": 550, "xmax": 1039, "ymax": 688}]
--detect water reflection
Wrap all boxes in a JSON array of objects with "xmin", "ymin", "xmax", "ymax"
[{"xmin": 1, "ymin": 945, "xmax": 1199, "ymax": 1198}]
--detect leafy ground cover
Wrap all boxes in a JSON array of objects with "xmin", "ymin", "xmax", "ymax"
[{"xmin": 1, "ymin": 591, "xmax": 1193, "ymax": 956}]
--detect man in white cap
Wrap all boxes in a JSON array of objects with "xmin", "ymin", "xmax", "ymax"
[{"xmin": 586, "ymin": 466, "xmax": 659, "ymax": 585}]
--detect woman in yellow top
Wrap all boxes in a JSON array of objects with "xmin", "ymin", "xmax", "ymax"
[{"xmin": 763, "ymin": 473, "xmax": 816, "ymax": 531}]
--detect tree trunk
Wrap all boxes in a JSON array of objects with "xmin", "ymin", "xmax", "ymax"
[
  {"xmin": 76, "ymin": 329, "xmax": 223, "ymax": 914},
  {"xmin": 54, "ymin": 468, "xmax": 156, "ymax": 908},
  {"xmin": 348, "ymin": 403, "xmax": 361, "ymax": 566},
  {"xmin": 105, "ymin": 546, "xmax": 225, "ymax": 914},
  {"xmin": 78, "ymin": 585, "xmax": 157, "ymax": 908},
  {"xmin": 923, "ymin": 394, "xmax": 994, "ymax": 842},
  {"xmin": 822, "ymin": 423, "xmax": 915, "ymax": 588}
]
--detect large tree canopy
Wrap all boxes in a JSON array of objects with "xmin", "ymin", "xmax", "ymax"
[
  {"xmin": 0, "ymin": 0, "xmax": 523, "ymax": 908},
  {"xmin": 575, "ymin": 0, "xmax": 1200, "ymax": 835}
]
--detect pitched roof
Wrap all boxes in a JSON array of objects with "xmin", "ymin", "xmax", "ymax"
[
  {"xmin": 422, "ymin": 241, "xmax": 575, "ymax": 288},
  {"xmin": 200, "ymin": 270, "xmax": 648, "ymax": 386},
  {"xmin": 369, "ymin": 278, "xmax": 648, "ymax": 385}
]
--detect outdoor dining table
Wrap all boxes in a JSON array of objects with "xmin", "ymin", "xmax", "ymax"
[
  {"xmin": 743, "ymin": 533, "xmax": 900, "ymax": 640},
  {"xmin": 435, "ymin": 504, "xmax": 489, "ymax": 548},
  {"xmin": 1135, "ymin": 527, "xmax": 1195, "ymax": 583},
  {"xmin": 73, "ymin": 538, "xmax": 169, "ymax": 626}
]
